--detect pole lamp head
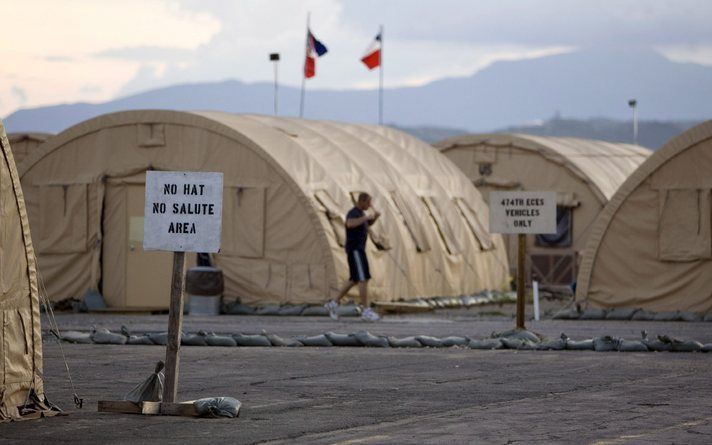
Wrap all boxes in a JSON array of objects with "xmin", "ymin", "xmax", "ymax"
[
  {"xmin": 628, "ymin": 99, "xmax": 637, "ymax": 108},
  {"xmin": 269, "ymin": 53, "xmax": 280, "ymax": 62}
]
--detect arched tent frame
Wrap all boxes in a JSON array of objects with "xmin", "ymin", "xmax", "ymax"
[
  {"xmin": 436, "ymin": 134, "xmax": 650, "ymax": 204},
  {"xmin": 436, "ymin": 134, "xmax": 649, "ymax": 287},
  {"xmin": 21, "ymin": 111, "xmax": 509, "ymax": 307},
  {"xmin": 576, "ymin": 120, "xmax": 712, "ymax": 313}
]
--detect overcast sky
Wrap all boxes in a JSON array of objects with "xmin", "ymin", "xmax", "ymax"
[{"xmin": 1, "ymin": 0, "xmax": 711, "ymax": 116}]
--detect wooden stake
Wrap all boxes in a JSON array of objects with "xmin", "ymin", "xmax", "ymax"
[
  {"xmin": 163, "ymin": 251, "xmax": 186, "ymax": 403},
  {"xmin": 516, "ymin": 233, "xmax": 526, "ymax": 330}
]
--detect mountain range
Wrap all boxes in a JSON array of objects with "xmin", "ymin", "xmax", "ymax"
[{"xmin": 5, "ymin": 47, "xmax": 711, "ymax": 143}]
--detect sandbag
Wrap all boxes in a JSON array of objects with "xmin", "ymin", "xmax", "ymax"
[
  {"xmin": 62, "ymin": 330, "xmax": 93, "ymax": 344},
  {"xmin": 296, "ymin": 334, "xmax": 332, "ymax": 347},
  {"xmin": 266, "ymin": 334, "xmax": 302, "ymax": 347},
  {"xmin": 206, "ymin": 334, "xmax": 237, "ymax": 347},
  {"xmin": 500, "ymin": 338, "xmax": 537, "ymax": 350},
  {"xmin": 536, "ymin": 337, "xmax": 566, "ymax": 350},
  {"xmin": 657, "ymin": 335, "xmax": 703, "ymax": 352},
  {"xmin": 495, "ymin": 329, "xmax": 541, "ymax": 343},
  {"xmin": 618, "ymin": 340, "xmax": 649, "ymax": 352},
  {"xmin": 565, "ymin": 339, "xmax": 594, "ymax": 350},
  {"xmin": 325, "ymin": 332, "xmax": 362, "ymax": 347},
  {"xmin": 222, "ymin": 302, "xmax": 256, "ymax": 315},
  {"xmin": 701, "ymin": 344, "xmax": 712, "ymax": 352},
  {"xmin": 147, "ymin": 332, "xmax": 169, "ymax": 345},
  {"xmin": 704, "ymin": 313, "xmax": 712, "ymax": 322},
  {"xmin": 606, "ymin": 308, "xmax": 639, "ymax": 320},
  {"xmin": 441, "ymin": 336, "xmax": 470, "ymax": 347},
  {"xmin": 192, "ymin": 397, "xmax": 241, "ymax": 418},
  {"xmin": 182, "ymin": 332, "xmax": 209, "ymax": 346},
  {"xmin": 579, "ymin": 308, "xmax": 608, "ymax": 320},
  {"xmin": 277, "ymin": 305, "xmax": 307, "ymax": 316},
  {"xmin": 388, "ymin": 336, "xmax": 422, "ymax": 348},
  {"xmin": 416, "ymin": 335, "xmax": 444, "ymax": 348},
  {"xmin": 653, "ymin": 311, "xmax": 681, "ymax": 322},
  {"xmin": 631, "ymin": 310, "xmax": 656, "ymax": 321},
  {"xmin": 468, "ymin": 338, "xmax": 503, "ymax": 350},
  {"xmin": 124, "ymin": 361, "xmax": 165, "ymax": 403},
  {"xmin": 255, "ymin": 305, "xmax": 281, "ymax": 316},
  {"xmin": 301, "ymin": 306, "xmax": 329, "ymax": 316},
  {"xmin": 593, "ymin": 336, "xmax": 619, "ymax": 352},
  {"xmin": 336, "ymin": 305, "xmax": 362, "ymax": 317},
  {"xmin": 352, "ymin": 331, "xmax": 389, "ymax": 348},
  {"xmin": 232, "ymin": 334, "xmax": 270, "ymax": 347},
  {"xmin": 678, "ymin": 311, "xmax": 703, "ymax": 322},
  {"xmin": 127, "ymin": 335, "xmax": 155, "ymax": 345},
  {"xmin": 91, "ymin": 328, "xmax": 128, "ymax": 345},
  {"xmin": 553, "ymin": 309, "xmax": 580, "ymax": 320}
]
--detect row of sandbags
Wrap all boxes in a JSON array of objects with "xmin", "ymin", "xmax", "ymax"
[
  {"xmin": 54, "ymin": 327, "xmax": 712, "ymax": 352},
  {"xmin": 222, "ymin": 291, "xmax": 516, "ymax": 316},
  {"xmin": 554, "ymin": 307, "xmax": 712, "ymax": 322}
]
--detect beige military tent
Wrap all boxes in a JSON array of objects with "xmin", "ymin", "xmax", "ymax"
[
  {"xmin": 7, "ymin": 132, "xmax": 52, "ymax": 167},
  {"xmin": 436, "ymin": 134, "xmax": 649, "ymax": 286},
  {"xmin": 577, "ymin": 121, "xmax": 712, "ymax": 314},
  {"xmin": 0, "ymin": 121, "xmax": 55, "ymax": 422},
  {"xmin": 20, "ymin": 110, "xmax": 508, "ymax": 309}
]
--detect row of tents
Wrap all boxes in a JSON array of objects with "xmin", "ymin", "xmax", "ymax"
[
  {"xmin": 2, "ymin": 112, "xmax": 712, "ymax": 421},
  {"xmin": 5, "ymin": 111, "xmax": 712, "ymax": 316}
]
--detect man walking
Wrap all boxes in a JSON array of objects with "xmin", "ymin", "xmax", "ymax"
[{"xmin": 325, "ymin": 192, "xmax": 381, "ymax": 321}]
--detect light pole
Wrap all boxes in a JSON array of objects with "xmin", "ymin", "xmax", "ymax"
[
  {"xmin": 270, "ymin": 53, "xmax": 280, "ymax": 115},
  {"xmin": 628, "ymin": 99, "xmax": 638, "ymax": 145}
]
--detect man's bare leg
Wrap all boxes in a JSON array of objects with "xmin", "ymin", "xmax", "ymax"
[
  {"xmin": 358, "ymin": 281, "xmax": 369, "ymax": 308},
  {"xmin": 335, "ymin": 280, "xmax": 356, "ymax": 304}
]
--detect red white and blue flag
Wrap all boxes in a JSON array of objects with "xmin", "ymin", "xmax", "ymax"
[
  {"xmin": 361, "ymin": 33, "xmax": 381, "ymax": 70},
  {"xmin": 304, "ymin": 29, "xmax": 328, "ymax": 78}
]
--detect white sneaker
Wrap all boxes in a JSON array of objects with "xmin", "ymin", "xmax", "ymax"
[
  {"xmin": 325, "ymin": 299, "xmax": 339, "ymax": 320},
  {"xmin": 361, "ymin": 307, "xmax": 380, "ymax": 322}
]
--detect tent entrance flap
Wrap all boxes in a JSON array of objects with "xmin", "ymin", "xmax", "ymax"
[{"xmin": 125, "ymin": 184, "xmax": 173, "ymax": 308}]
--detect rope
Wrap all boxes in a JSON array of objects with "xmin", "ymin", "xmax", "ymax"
[{"xmin": 36, "ymin": 259, "xmax": 83, "ymax": 409}]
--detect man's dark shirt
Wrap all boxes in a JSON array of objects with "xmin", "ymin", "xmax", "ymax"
[{"xmin": 345, "ymin": 207, "xmax": 368, "ymax": 251}]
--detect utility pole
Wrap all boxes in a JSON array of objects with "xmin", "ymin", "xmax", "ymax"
[{"xmin": 270, "ymin": 53, "xmax": 280, "ymax": 115}]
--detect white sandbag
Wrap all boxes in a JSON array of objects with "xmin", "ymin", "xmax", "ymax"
[
  {"xmin": 388, "ymin": 336, "xmax": 422, "ymax": 348},
  {"xmin": 352, "ymin": 331, "xmax": 389, "ymax": 348},
  {"xmin": 468, "ymin": 338, "xmax": 503, "ymax": 350},
  {"xmin": 324, "ymin": 332, "xmax": 362, "ymax": 347}
]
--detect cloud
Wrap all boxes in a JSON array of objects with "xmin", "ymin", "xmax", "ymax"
[
  {"xmin": 11, "ymin": 86, "xmax": 27, "ymax": 104},
  {"xmin": 95, "ymin": 46, "xmax": 194, "ymax": 61},
  {"xmin": 0, "ymin": 0, "xmax": 221, "ymax": 115},
  {"xmin": 1, "ymin": 0, "xmax": 711, "ymax": 116}
]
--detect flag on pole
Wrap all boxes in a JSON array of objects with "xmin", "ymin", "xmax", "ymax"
[
  {"xmin": 361, "ymin": 33, "xmax": 382, "ymax": 70},
  {"xmin": 305, "ymin": 29, "xmax": 328, "ymax": 78}
]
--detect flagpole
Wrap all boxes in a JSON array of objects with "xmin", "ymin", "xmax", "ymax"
[
  {"xmin": 300, "ymin": 12, "xmax": 310, "ymax": 118},
  {"xmin": 378, "ymin": 25, "xmax": 384, "ymax": 126}
]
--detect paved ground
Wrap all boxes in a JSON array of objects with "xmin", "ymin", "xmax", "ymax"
[{"xmin": 3, "ymin": 310, "xmax": 711, "ymax": 444}]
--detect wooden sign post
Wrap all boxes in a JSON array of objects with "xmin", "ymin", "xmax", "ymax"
[
  {"xmin": 143, "ymin": 171, "xmax": 223, "ymax": 403},
  {"xmin": 163, "ymin": 251, "xmax": 186, "ymax": 403},
  {"xmin": 490, "ymin": 191, "xmax": 556, "ymax": 330}
]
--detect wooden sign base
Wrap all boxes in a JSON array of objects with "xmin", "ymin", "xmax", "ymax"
[{"xmin": 98, "ymin": 400, "xmax": 199, "ymax": 417}]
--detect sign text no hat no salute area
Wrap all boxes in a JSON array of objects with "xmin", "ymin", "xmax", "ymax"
[{"xmin": 489, "ymin": 191, "xmax": 557, "ymax": 330}]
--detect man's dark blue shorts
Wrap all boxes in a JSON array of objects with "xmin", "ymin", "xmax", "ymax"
[{"xmin": 347, "ymin": 249, "xmax": 371, "ymax": 282}]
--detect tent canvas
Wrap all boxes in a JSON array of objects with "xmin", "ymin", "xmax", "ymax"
[
  {"xmin": 20, "ymin": 111, "xmax": 509, "ymax": 308},
  {"xmin": 0, "ymin": 121, "xmax": 55, "ymax": 422},
  {"xmin": 577, "ymin": 120, "xmax": 712, "ymax": 314}
]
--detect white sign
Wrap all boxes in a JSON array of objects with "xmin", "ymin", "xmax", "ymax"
[
  {"xmin": 143, "ymin": 171, "xmax": 223, "ymax": 252},
  {"xmin": 489, "ymin": 191, "xmax": 557, "ymax": 234}
]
